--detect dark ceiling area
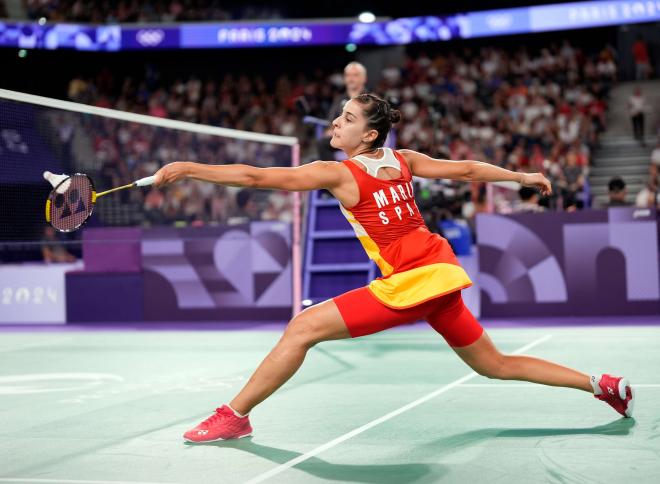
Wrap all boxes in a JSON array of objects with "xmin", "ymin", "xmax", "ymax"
[{"xmin": 188, "ymin": 0, "xmax": 585, "ymax": 20}]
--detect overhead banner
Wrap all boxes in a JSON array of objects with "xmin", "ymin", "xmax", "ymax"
[{"xmin": 2, "ymin": 1, "xmax": 659, "ymax": 51}]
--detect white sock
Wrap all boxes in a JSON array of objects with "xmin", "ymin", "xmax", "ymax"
[
  {"xmin": 590, "ymin": 375, "xmax": 603, "ymax": 395},
  {"xmin": 227, "ymin": 404, "xmax": 248, "ymax": 418}
]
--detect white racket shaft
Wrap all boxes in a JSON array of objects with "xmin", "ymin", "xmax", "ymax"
[{"xmin": 134, "ymin": 175, "xmax": 156, "ymax": 187}]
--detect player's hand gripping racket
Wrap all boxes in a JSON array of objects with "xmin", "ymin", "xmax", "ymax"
[{"xmin": 43, "ymin": 171, "xmax": 155, "ymax": 232}]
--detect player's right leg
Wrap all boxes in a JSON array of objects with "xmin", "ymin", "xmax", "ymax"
[
  {"xmin": 183, "ymin": 286, "xmax": 431, "ymax": 442},
  {"xmin": 184, "ymin": 298, "xmax": 352, "ymax": 443},
  {"xmin": 228, "ymin": 299, "xmax": 352, "ymax": 416}
]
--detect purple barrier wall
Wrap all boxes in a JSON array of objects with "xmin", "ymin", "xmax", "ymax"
[
  {"xmin": 68, "ymin": 221, "xmax": 292, "ymax": 322},
  {"xmin": 141, "ymin": 222, "xmax": 292, "ymax": 321},
  {"xmin": 476, "ymin": 207, "xmax": 660, "ymax": 317},
  {"xmin": 83, "ymin": 228, "xmax": 141, "ymax": 272},
  {"xmin": 66, "ymin": 272, "xmax": 143, "ymax": 322}
]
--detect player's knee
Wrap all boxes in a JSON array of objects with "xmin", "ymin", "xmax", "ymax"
[
  {"xmin": 474, "ymin": 355, "xmax": 508, "ymax": 380},
  {"xmin": 474, "ymin": 364, "xmax": 496, "ymax": 379},
  {"xmin": 283, "ymin": 315, "xmax": 321, "ymax": 349}
]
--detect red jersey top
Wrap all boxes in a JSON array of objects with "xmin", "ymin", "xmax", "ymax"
[
  {"xmin": 341, "ymin": 149, "xmax": 425, "ymax": 246},
  {"xmin": 338, "ymin": 148, "xmax": 473, "ymax": 308}
]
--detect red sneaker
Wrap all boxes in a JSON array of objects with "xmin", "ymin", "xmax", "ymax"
[
  {"xmin": 183, "ymin": 405, "xmax": 253, "ymax": 443},
  {"xmin": 594, "ymin": 374, "xmax": 634, "ymax": 418}
]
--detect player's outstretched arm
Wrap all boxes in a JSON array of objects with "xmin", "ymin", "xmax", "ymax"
[
  {"xmin": 400, "ymin": 149, "xmax": 552, "ymax": 196},
  {"xmin": 154, "ymin": 160, "xmax": 344, "ymax": 192}
]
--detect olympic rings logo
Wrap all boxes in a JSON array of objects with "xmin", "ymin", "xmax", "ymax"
[{"xmin": 136, "ymin": 29, "xmax": 165, "ymax": 47}]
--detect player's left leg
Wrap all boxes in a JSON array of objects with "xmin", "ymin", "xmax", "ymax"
[
  {"xmin": 426, "ymin": 291, "xmax": 591, "ymax": 391},
  {"xmin": 453, "ymin": 330, "xmax": 633, "ymax": 417},
  {"xmin": 426, "ymin": 291, "xmax": 633, "ymax": 416},
  {"xmin": 453, "ymin": 331, "xmax": 592, "ymax": 392}
]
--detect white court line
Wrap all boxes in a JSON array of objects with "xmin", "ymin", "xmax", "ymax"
[
  {"xmin": 0, "ymin": 479, "xmax": 172, "ymax": 484},
  {"xmin": 459, "ymin": 383, "xmax": 660, "ymax": 388},
  {"xmin": 244, "ymin": 334, "xmax": 553, "ymax": 484}
]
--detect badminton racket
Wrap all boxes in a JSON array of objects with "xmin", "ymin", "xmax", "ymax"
[{"xmin": 43, "ymin": 171, "xmax": 155, "ymax": 232}]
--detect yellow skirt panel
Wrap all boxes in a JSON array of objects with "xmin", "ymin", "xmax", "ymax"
[{"xmin": 368, "ymin": 262, "xmax": 473, "ymax": 309}]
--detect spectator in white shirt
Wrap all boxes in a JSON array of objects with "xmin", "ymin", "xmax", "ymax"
[{"xmin": 628, "ymin": 87, "xmax": 647, "ymax": 145}]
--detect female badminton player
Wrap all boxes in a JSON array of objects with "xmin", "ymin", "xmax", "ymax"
[{"xmin": 154, "ymin": 93, "xmax": 633, "ymax": 443}]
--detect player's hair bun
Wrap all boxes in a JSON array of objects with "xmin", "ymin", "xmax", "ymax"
[{"xmin": 354, "ymin": 93, "xmax": 400, "ymax": 148}]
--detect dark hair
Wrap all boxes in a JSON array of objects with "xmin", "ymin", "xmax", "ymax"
[
  {"xmin": 518, "ymin": 186, "xmax": 537, "ymax": 201},
  {"xmin": 608, "ymin": 177, "xmax": 626, "ymax": 193},
  {"xmin": 236, "ymin": 188, "xmax": 252, "ymax": 208},
  {"xmin": 353, "ymin": 93, "xmax": 401, "ymax": 148}
]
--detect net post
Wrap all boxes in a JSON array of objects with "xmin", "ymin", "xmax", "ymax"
[
  {"xmin": 486, "ymin": 182, "xmax": 494, "ymax": 213},
  {"xmin": 291, "ymin": 143, "xmax": 302, "ymax": 316}
]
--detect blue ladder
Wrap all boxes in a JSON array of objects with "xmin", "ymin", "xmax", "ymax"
[{"xmin": 302, "ymin": 190, "xmax": 377, "ymax": 305}]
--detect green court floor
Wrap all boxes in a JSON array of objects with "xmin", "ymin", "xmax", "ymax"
[{"xmin": 0, "ymin": 326, "xmax": 659, "ymax": 483}]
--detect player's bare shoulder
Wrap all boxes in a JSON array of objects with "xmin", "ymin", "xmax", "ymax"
[
  {"xmin": 311, "ymin": 159, "xmax": 353, "ymax": 186},
  {"xmin": 312, "ymin": 159, "xmax": 344, "ymax": 170},
  {"xmin": 317, "ymin": 159, "xmax": 360, "ymax": 207}
]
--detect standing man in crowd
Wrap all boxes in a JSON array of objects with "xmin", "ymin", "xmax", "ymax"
[
  {"xmin": 317, "ymin": 62, "xmax": 368, "ymax": 160},
  {"xmin": 628, "ymin": 87, "xmax": 647, "ymax": 145},
  {"xmin": 632, "ymin": 35, "xmax": 652, "ymax": 80}
]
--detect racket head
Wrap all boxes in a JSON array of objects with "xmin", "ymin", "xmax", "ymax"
[{"xmin": 45, "ymin": 173, "xmax": 96, "ymax": 232}]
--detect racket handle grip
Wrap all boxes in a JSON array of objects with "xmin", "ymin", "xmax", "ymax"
[{"xmin": 135, "ymin": 175, "xmax": 156, "ymax": 187}]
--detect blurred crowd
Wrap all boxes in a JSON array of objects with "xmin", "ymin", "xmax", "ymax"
[
  {"xmin": 64, "ymin": 69, "xmax": 303, "ymax": 226},
  {"xmin": 359, "ymin": 42, "xmax": 616, "ymax": 221},
  {"xmin": 22, "ymin": 0, "xmax": 283, "ymax": 23},
  {"xmin": 96, "ymin": 117, "xmax": 293, "ymax": 225},
  {"xmin": 402, "ymin": 42, "xmax": 614, "ymax": 214},
  {"xmin": 59, "ymin": 40, "xmax": 627, "ymax": 230},
  {"xmin": 303, "ymin": 41, "xmax": 620, "ymax": 230}
]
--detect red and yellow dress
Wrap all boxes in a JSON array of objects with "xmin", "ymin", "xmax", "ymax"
[{"xmin": 332, "ymin": 148, "xmax": 483, "ymax": 347}]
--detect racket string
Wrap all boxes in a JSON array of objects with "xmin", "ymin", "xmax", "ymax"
[{"xmin": 49, "ymin": 174, "xmax": 95, "ymax": 232}]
